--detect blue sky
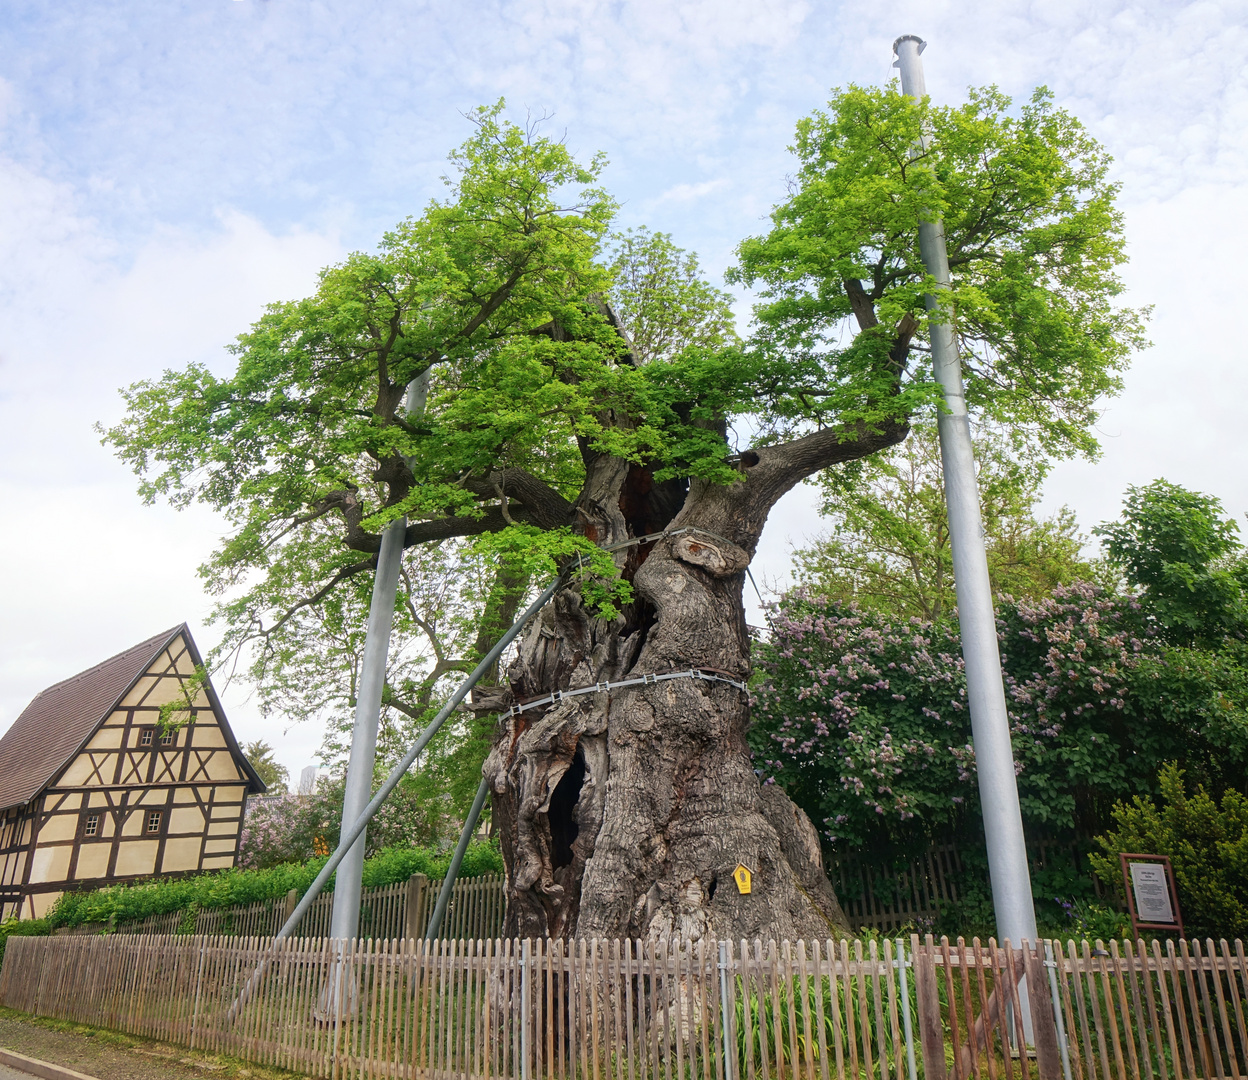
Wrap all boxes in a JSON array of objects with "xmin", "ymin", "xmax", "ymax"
[{"xmin": 2, "ymin": 0, "xmax": 1246, "ymax": 773}]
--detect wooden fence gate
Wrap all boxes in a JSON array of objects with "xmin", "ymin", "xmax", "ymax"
[{"xmin": 2, "ymin": 932, "xmax": 1246, "ymax": 1078}]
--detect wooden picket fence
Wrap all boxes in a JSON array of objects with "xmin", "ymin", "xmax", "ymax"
[
  {"xmin": 828, "ymin": 846, "xmax": 964, "ymax": 933},
  {"xmin": 56, "ymin": 873, "xmax": 506, "ymax": 943},
  {"xmin": 828, "ymin": 843, "xmax": 1108, "ymax": 933},
  {"xmin": 4, "ymin": 931, "xmax": 1248, "ymax": 1078}
]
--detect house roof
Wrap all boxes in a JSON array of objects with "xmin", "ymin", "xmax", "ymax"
[{"xmin": 0, "ymin": 625, "xmax": 264, "ymax": 813}]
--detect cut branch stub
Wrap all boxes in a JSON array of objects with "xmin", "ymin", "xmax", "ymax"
[{"xmin": 672, "ymin": 533, "xmax": 750, "ymax": 577}]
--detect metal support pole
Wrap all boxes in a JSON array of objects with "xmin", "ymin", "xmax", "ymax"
[
  {"xmin": 329, "ymin": 373, "xmax": 429, "ymax": 943},
  {"xmin": 224, "ymin": 574, "xmax": 562, "ymax": 1024},
  {"xmin": 892, "ymin": 33, "xmax": 1039, "ymax": 954},
  {"xmin": 425, "ymin": 776, "xmax": 490, "ymax": 940},
  {"xmin": 328, "ymin": 516, "xmax": 406, "ymax": 941},
  {"xmin": 896, "ymin": 938, "xmax": 918, "ymax": 1080}
]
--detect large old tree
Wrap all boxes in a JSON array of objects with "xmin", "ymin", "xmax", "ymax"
[{"xmin": 105, "ymin": 89, "xmax": 1143, "ymax": 942}]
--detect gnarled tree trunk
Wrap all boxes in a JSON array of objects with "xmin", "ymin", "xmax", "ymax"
[{"xmin": 482, "ymin": 419, "xmax": 905, "ymax": 943}]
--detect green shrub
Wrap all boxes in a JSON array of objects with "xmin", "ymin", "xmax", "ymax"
[
  {"xmin": 1054, "ymin": 899, "xmax": 1133, "ymax": 942},
  {"xmin": 1090, "ymin": 763, "xmax": 1248, "ymax": 940},
  {"xmin": 47, "ymin": 839, "xmax": 503, "ymax": 930},
  {"xmin": 0, "ymin": 916, "xmax": 52, "ymax": 965}
]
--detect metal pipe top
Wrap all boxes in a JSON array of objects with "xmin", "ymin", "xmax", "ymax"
[{"xmin": 892, "ymin": 35, "xmax": 928, "ymax": 99}]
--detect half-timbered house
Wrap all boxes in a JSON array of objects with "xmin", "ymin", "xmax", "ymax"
[{"xmin": 0, "ymin": 625, "xmax": 264, "ymax": 919}]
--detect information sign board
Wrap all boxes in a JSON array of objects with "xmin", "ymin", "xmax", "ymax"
[{"xmin": 1119, "ymin": 853, "xmax": 1183, "ymax": 938}]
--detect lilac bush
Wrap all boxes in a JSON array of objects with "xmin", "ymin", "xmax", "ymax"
[
  {"xmin": 238, "ymin": 772, "xmax": 456, "ymax": 870},
  {"xmin": 750, "ymin": 585, "xmax": 1190, "ymax": 852}
]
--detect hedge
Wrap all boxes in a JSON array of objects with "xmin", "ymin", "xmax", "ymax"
[
  {"xmin": 0, "ymin": 916, "xmax": 52, "ymax": 965},
  {"xmin": 46, "ymin": 839, "xmax": 503, "ymax": 930}
]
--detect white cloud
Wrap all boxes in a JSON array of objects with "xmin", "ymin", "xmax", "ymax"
[
  {"xmin": 0, "ymin": 154, "xmax": 342, "ymax": 775},
  {"xmin": 652, "ymin": 179, "xmax": 728, "ymax": 204}
]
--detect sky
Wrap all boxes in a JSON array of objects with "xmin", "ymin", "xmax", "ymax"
[{"xmin": 1, "ymin": 0, "xmax": 1246, "ymax": 777}]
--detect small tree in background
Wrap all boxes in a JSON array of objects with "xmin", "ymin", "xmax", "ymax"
[
  {"xmin": 1095, "ymin": 479, "xmax": 1248, "ymax": 647},
  {"xmin": 797, "ymin": 424, "xmax": 1098, "ymax": 620},
  {"xmin": 238, "ymin": 772, "xmax": 456, "ymax": 870},
  {"xmin": 243, "ymin": 740, "xmax": 289, "ymax": 795}
]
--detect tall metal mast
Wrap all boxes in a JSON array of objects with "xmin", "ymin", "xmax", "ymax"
[
  {"xmin": 891, "ymin": 35, "xmax": 1039, "ymax": 951},
  {"xmin": 328, "ymin": 371, "xmax": 430, "ymax": 942}
]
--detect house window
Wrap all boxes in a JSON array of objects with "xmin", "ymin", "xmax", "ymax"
[
  {"xmin": 159, "ymin": 730, "xmax": 174, "ymax": 746},
  {"xmin": 83, "ymin": 813, "xmax": 99, "ymax": 838},
  {"xmin": 146, "ymin": 810, "xmax": 163, "ymax": 834},
  {"xmin": 139, "ymin": 729, "xmax": 154, "ymax": 747}
]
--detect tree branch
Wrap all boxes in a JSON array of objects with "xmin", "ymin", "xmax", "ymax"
[
  {"xmin": 401, "ymin": 503, "xmax": 538, "ymax": 550},
  {"xmin": 843, "ymin": 279, "xmax": 879, "ymax": 331},
  {"xmin": 748, "ymin": 419, "xmax": 910, "ymax": 508},
  {"xmin": 253, "ymin": 557, "xmax": 379, "ymax": 643},
  {"xmin": 461, "ymin": 468, "xmax": 576, "ymax": 529}
]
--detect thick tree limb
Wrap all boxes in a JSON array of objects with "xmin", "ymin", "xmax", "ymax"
[
  {"xmin": 889, "ymin": 313, "xmax": 922, "ymax": 376},
  {"xmin": 739, "ymin": 310, "xmax": 920, "ymax": 514},
  {"xmin": 747, "ymin": 418, "xmax": 911, "ymax": 510},
  {"xmin": 461, "ymin": 468, "xmax": 577, "ymax": 530},
  {"xmin": 401, "ymin": 504, "xmax": 537, "ymax": 550},
  {"xmin": 844, "ymin": 279, "xmax": 879, "ymax": 330}
]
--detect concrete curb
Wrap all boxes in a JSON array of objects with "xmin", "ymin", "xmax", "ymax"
[{"xmin": 0, "ymin": 1047, "xmax": 101, "ymax": 1080}]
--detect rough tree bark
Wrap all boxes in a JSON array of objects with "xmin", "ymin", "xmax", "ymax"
[{"xmin": 482, "ymin": 415, "xmax": 908, "ymax": 944}]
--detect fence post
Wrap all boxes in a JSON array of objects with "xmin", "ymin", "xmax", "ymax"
[
  {"xmin": 914, "ymin": 937, "xmax": 948, "ymax": 1080},
  {"xmin": 521, "ymin": 938, "xmax": 531, "ymax": 1080},
  {"xmin": 1023, "ymin": 941, "xmax": 1064, "ymax": 1079},
  {"xmin": 189, "ymin": 939, "xmax": 206, "ymax": 1050},
  {"xmin": 897, "ymin": 937, "xmax": 919, "ymax": 1080},
  {"xmin": 405, "ymin": 874, "xmax": 428, "ymax": 942},
  {"xmin": 718, "ymin": 939, "xmax": 736, "ymax": 1080},
  {"xmin": 282, "ymin": 889, "xmax": 298, "ymax": 927}
]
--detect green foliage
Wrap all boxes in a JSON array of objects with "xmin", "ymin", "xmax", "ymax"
[
  {"xmin": 244, "ymin": 740, "xmax": 289, "ymax": 795},
  {"xmin": 46, "ymin": 840, "xmax": 503, "ymax": 930},
  {"xmin": 1051, "ymin": 899, "xmax": 1133, "ymax": 942},
  {"xmin": 98, "ymin": 91, "xmax": 1144, "ymax": 819},
  {"xmin": 606, "ymin": 227, "xmax": 738, "ymax": 364},
  {"xmin": 1095, "ymin": 479, "xmax": 1248, "ymax": 646},
  {"xmin": 753, "ymin": 587, "xmax": 1248, "ymax": 861},
  {"xmin": 798, "ymin": 424, "xmax": 1098, "ymax": 620},
  {"xmin": 360, "ymin": 840, "xmax": 502, "ymax": 887},
  {"xmin": 99, "ymin": 107, "xmax": 739, "ymax": 624},
  {"xmin": 1091, "ymin": 764, "xmax": 1248, "ymax": 940},
  {"xmin": 731, "ymin": 962, "xmax": 908, "ymax": 1075},
  {"xmin": 0, "ymin": 916, "xmax": 52, "ymax": 964},
  {"xmin": 731, "ymin": 84, "xmax": 1146, "ymax": 457}
]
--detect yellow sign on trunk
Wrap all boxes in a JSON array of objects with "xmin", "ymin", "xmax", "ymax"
[{"xmin": 733, "ymin": 864, "xmax": 752, "ymax": 894}]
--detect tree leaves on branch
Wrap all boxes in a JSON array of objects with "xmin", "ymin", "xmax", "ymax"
[
  {"xmin": 98, "ymin": 87, "xmax": 1147, "ymax": 797},
  {"xmin": 730, "ymin": 84, "xmax": 1148, "ymax": 457}
]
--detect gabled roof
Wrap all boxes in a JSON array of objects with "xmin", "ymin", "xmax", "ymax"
[{"xmin": 0, "ymin": 625, "xmax": 264, "ymax": 812}]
